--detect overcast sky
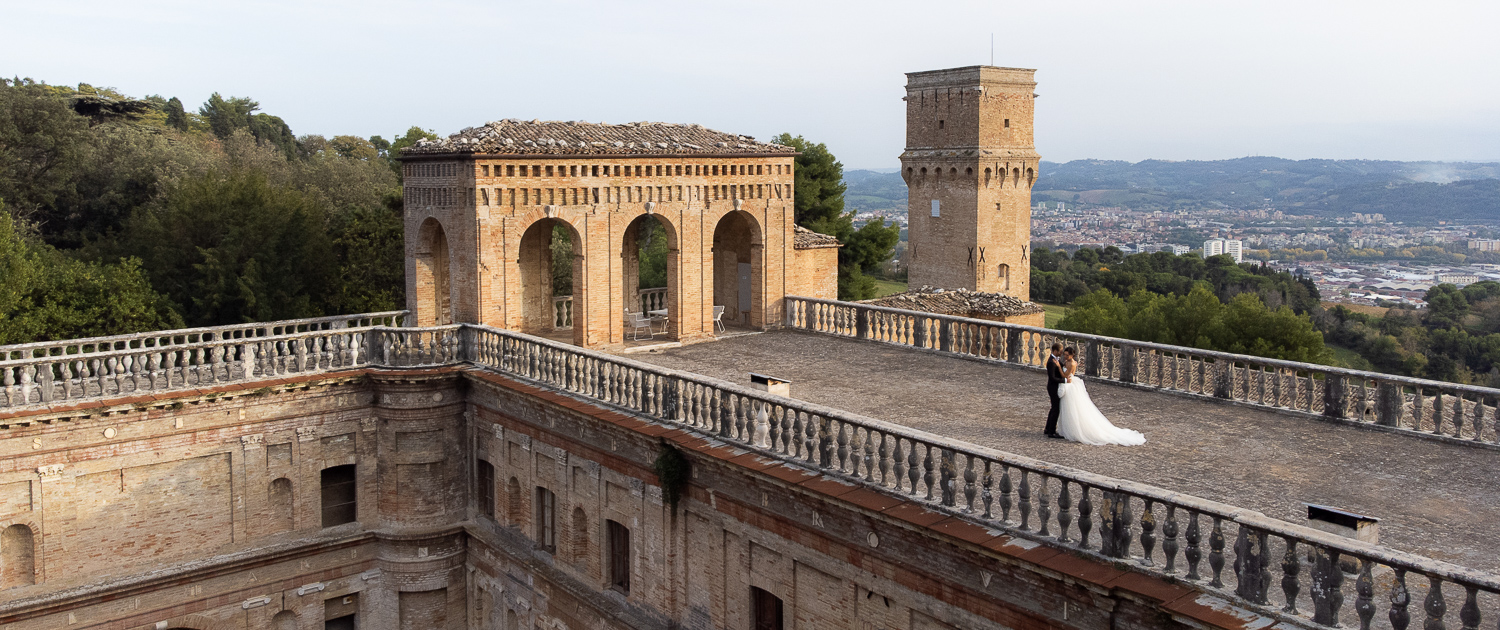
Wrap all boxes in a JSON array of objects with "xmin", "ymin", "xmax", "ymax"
[{"xmin": 5, "ymin": 0, "xmax": 1498, "ymax": 168}]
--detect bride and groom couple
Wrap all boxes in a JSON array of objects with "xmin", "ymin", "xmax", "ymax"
[{"xmin": 1042, "ymin": 343, "xmax": 1146, "ymax": 446}]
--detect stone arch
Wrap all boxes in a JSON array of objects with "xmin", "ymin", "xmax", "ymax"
[
  {"xmin": 517, "ymin": 216, "xmax": 584, "ymax": 345},
  {"xmin": 621, "ymin": 211, "xmax": 680, "ymax": 339},
  {"xmin": 1, "ymin": 524, "xmax": 34, "ymax": 588},
  {"xmin": 1026, "ymin": 167, "xmax": 1035, "ymax": 187},
  {"xmin": 1012, "ymin": 167, "xmax": 1021, "ymax": 186},
  {"xmin": 711, "ymin": 210, "xmax": 764, "ymax": 329},
  {"xmin": 269, "ymin": 477, "xmax": 293, "ymax": 533},
  {"xmin": 272, "ymin": 610, "xmax": 298, "ymax": 630},
  {"xmin": 998, "ymin": 263, "xmax": 1011, "ymax": 292},
  {"xmin": 414, "ymin": 217, "xmax": 453, "ymax": 326}
]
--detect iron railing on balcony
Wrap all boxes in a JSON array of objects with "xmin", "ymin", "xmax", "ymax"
[{"xmin": 785, "ymin": 296, "xmax": 1500, "ymax": 448}]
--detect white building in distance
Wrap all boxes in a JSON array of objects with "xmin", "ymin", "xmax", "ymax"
[{"xmin": 1204, "ymin": 238, "xmax": 1244, "ymax": 263}]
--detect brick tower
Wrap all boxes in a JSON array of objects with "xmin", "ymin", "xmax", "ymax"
[{"xmin": 901, "ymin": 66, "xmax": 1039, "ymax": 300}]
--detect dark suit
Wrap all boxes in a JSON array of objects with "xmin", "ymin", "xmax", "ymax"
[{"xmin": 1045, "ymin": 354, "xmax": 1065, "ymax": 435}]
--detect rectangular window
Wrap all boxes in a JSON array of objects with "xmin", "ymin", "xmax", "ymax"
[
  {"xmin": 321, "ymin": 465, "xmax": 357, "ymax": 527},
  {"xmin": 607, "ymin": 519, "xmax": 631, "ymax": 593},
  {"xmin": 751, "ymin": 587, "xmax": 784, "ymax": 630},
  {"xmin": 477, "ymin": 459, "xmax": 495, "ymax": 519},
  {"xmin": 507, "ymin": 165, "xmax": 515, "ymax": 177},
  {"xmin": 535, "ymin": 487, "xmax": 556, "ymax": 552},
  {"xmin": 931, "ymin": 199, "xmax": 941, "ymax": 217},
  {"xmin": 571, "ymin": 165, "xmax": 578, "ymax": 177},
  {"xmin": 1005, "ymin": 118, "xmax": 1011, "ymax": 128},
  {"xmin": 482, "ymin": 165, "xmax": 490, "ymax": 177},
  {"xmin": 546, "ymin": 166, "xmax": 554, "ymax": 177}
]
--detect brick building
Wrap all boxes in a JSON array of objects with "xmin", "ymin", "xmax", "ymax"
[
  {"xmin": 400, "ymin": 121, "xmax": 838, "ymax": 348},
  {"xmin": 902, "ymin": 66, "xmax": 1040, "ymax": 302}
]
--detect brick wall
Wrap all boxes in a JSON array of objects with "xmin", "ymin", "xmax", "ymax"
[
  {"xmin": 903, "ymin": 66, "xmax": 1040, "ymax": 302},
  {"xmin": 1, "ymin": 365, "xmax": 1275, "ymax": 630},
  {"xmin": 404, "ymin": 155, "xmax": 813, "ymax": 348}
]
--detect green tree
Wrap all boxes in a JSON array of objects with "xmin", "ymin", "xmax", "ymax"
[
  {"xmin": 0, "ymin": 79, "xmax": 92, "ymax": 230},
  {"xmin": 386, "ymin": 126, "xmax": 438, "ymax": 175},
  {"xmin": 773, "ymin": 133, "xmax": 900, "ymax": 300},
  {"xmin": 126, "ymin": 171, "xmax": 334, "ymax": 325},
  {"xmin": 164, "ymin": 96, "xmax": 190, "ymax": 132},
  {"xmin": 1424, "ymin": 284, "xmax": 1469, "ymax": 329},
  {"xmin": 0, "ymin": 203, "xmax": 180, "ymax": 344},
  {"xmin": 199, "ymin": 93, "xmax": 258, "ymax": 139},
  {"xmin": 324, "ymin": 193, "xmax": 406, "ymax": 314}
]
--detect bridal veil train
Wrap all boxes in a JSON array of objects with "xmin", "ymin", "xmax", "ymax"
[{"xmin": 1056, "ymin": 377, "xmax": 1146, "ymax": 446}]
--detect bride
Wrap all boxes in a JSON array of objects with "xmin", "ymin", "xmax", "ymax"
[{"xmin": 1056, "ymin": 347, "xmax": 1147, "ymax": 446}]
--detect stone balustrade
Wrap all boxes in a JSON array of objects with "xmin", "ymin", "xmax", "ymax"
[
  {"xmin": 639, "ymin": 287, "xmax": 668, "ymax": 313},
  {"xmin": 464, "ymin": 323, "xmax": 1500, "ymax": 630},
  {"xmin": 786, "ymin": 296, "xmax": 1500, "ymax": 449},
  {"xmin": 0, "ymin": 312, "xmax": 418, "ymax": 411},
  {"xmin": 5, "ymin": 313, "xmax": 1500, "ymax": 628},
  {"xmin": 552, "ymin": 296, "xmax": 574, "ymax": 330}
]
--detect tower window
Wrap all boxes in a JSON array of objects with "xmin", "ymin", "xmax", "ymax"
[
  {"xmin": 1005, "ymin": 119, "xmax": 1011, "ymax": 128},
  {"xmin": 938, "ymin": 120, "xmax": 944, "ymax": 129},
  {"xmin": 535, "ymin": 487, "xmax": 556, "ymax": 552},
  {"xmin": 931, "ymin": 200, "xmax": 941, "ymax": 218}
]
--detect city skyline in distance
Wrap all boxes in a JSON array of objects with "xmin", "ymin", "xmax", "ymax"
[{"xmin": 5, "ymin": 0, "xmax": 1498, "ymax": 168}]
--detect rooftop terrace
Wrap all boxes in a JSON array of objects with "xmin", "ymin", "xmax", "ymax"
[{"xmin": 631, "ymin": 330, "xmax": 1500, "ymax": 573}]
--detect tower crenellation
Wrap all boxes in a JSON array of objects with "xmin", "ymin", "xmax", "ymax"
[{"xmin": 901, "ymin": 66, "xmax": 1040, "ymax": 299}]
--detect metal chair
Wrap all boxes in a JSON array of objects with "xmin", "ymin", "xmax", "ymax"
[
  {"xmin": 712, "ymin": 305, "xmax": 726, "ymax": 334},
  {"xmin": 626, "ymin": 310, "xmax": 656, "ymax": 341},
  {"xmin": 648, "ymin": 310, "xmax": 669, "ymax": 334}
]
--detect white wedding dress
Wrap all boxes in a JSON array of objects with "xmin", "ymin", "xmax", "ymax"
[{"xmin": 1056, "ymin": 374, "xmax": 1146, "ymax": 446}]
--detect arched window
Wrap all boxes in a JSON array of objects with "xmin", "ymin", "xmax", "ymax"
[
  {"xmin": 999, "ymin": 264, "xmax": 1011, "ymax": 292},
  {"xmin": 1, "ymin": 524, "xmax": 35, "ymax": 588},
  {"xmin": 270, "ymin": 477, "xmax": 293, "ymax": 533},
  {"xmin": 273, "ymin": 610, "xmax": 298, "ymax": 630}
]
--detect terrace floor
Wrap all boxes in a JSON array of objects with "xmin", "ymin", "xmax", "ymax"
[{"xmin": 625, "ymin": 330, "xmax": 1500, "ymax": 573}]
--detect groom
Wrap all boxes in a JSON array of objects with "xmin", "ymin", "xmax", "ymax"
[{"xmin": 1044, "ymin": 343, "xmax": 1065, "ymax": 439}]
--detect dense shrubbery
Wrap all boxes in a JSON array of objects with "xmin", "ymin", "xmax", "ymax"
[
  {"xmin": 0, "ymin": 78, "xmax": 424, "ymax": 341},
  {"xmin": 1031, "ymin": 247, "xmax": 1320, "ymax": 314},
  {"xmin": 1316, "ymin": 282, "xmax": 1500, "ymax": 386},
  {"xmin": 1034, "ymin": 247, "xmax": 1329, "ymax": 363}
]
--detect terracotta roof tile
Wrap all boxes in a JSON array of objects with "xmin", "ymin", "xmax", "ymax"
[
  {"xmin": 793, "ymin": 225, "xmax": 842, "ymax": 250},
  {"xmin": 402, "ymin": 119, "xmax": 796, "ymax": 157},
  {"xmin": 862, "ymin": 286, "xmax": 1044, "ymax": 318}
]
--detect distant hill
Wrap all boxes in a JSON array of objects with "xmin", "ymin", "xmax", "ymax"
[{"xmin": 843, "ymin": 158, "xmax": 1500, "ymax": 224}]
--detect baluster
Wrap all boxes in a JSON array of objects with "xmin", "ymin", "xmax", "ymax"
[
  {"xmin": 939, "ymin": 450, "xmax": 956, "ymax": 507},
  {"xmin": 1425, "ymin": 577, "xmax": 1447, "ymax": 630},
  {"xmin": 1036, "ymin": 475, "xmax": 1051, "ymax": 537},
  {"xmin": 922, "ymin": 445, "xmax": 936, "ymax": 501},
  {"xmin": 1077, "ymin": 485, "xmax": 1093, "ymax": 550},
  {"xmin": 1282, "ymin": 539, "xmax": 1301, "ymax": 614},
  {"xmin": 1459, "ymin": 585, "xmax": 1479, "ymax": 630},
  {"xmin": 1208, "ymin": 517, "xmax": 1226, "ymax": 587},
  {"xmin": 1162, "ymin": 506, "xmax": 1179, "ymax": 573},
  {"xmin": 962, "ymin": 456, "xmax": 977, "ymax": 512},
  {"xmin": 1391, "ymin": 569, "xmax": 1412, "ymax": 630},
  {"xmin": 1139, "ymin": 500, "xmax": 1156, "ymax": 566},
  {"xmin": 892, "ymin": 439, "xmax": 906, "ymax": 491},
  {"xmin": 998, "ymin": 466, "xmax": 1013, "ymax": 521},
  {"xmin": 836, "ymin": 423, "xmax": 850, "ymax": 471},
  {"xmin": 1185, "ymin": 512, "xmax": 1202, "ymax": 581},
  {"xmin": 981, "ymin": 461, "xmax": 994, "ymax": 519},
  {"xmin": 819, "ymin": 417, "xmax": 835, "ymax": 468},
  {"xmin": 1117, "ymin": 494, "xmax": 1134, "ymax": 558},
  {"xmin": 877, "ymin": 434, "xmax": 891, "ymax": 486},
  {"xmin": 1017, "ymin": 470, "xmax": 1032, "ymax": 530},
  {"xmin": 1056, "ymin": 481, "xmax": 1072, "ymax": 543},
  {"xmin": 792, "ymin": 411, "xmax": 807, "ymax": 460},
  {"xmin": 904, "ymin": 438, "xmax": 919, "ymax": 494},
  {"xmin": 1356, "ymin": 559, "xmax": 1376, "ymax": 630},
  {"xmin": 1233, "ymin": 527, "xmax": 1268, "ymax": 604},
  {"xmin": 1311, "ymin": 546, "xmax": 1345, "ymax": 625}
]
